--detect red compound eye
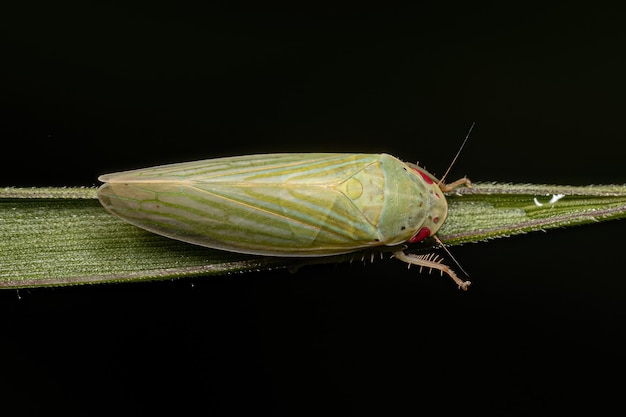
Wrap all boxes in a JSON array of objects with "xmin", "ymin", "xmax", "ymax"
[
  {"xmin": 408, "ymin": 226, "xmax": 431, "ymax": 243},
  {"xmin": 413, "ymin": 168, "xmax": 434, "ymax": 184}
]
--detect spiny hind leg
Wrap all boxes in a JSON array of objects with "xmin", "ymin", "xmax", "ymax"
[{"xmin": 393, "ymin": 250, "xmax": 471, "ymax": 291}]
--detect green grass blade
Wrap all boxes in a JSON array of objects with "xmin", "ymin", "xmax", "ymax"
[
  {"xmin": 2, "ymin": 183, "xmax": 626, "ymax": 288},
  {"xmin": 439, "ymin": 183, "xmax": 626, "ymax": 244}
]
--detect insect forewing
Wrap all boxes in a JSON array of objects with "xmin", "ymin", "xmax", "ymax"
[{"xmin": 98, "ymin": 154, "xmax": 388, "ymax": 256}]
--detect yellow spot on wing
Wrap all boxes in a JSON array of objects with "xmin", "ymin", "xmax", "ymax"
[
  {"xmin": 335, "ymin": 161, "xmax": 385, "ymax": 227},
  {"xmin": 338, "ymin": 178, "xmax": 364, "ymax": 200}
]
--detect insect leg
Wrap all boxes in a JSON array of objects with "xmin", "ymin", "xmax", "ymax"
[
  {"xmin": 392, "ymin": 250, "xmax": 471, "ymax": 291},
  {"xmin": 440, "ymin": 177, "xmax": 472, "ymax": 193}
]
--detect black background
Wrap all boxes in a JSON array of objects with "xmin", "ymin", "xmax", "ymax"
[{"xmin": 2, "ymin": 2, "xmax": 626, "ymax": 415}]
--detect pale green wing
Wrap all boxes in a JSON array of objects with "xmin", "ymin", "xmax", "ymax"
[
  {"xmin": 98, "ymin": 154, "xmax": 387, "ymax": 256},
  {"xmin": 99, "ymin": 153, "xmax": 376, "ymax": 185}
]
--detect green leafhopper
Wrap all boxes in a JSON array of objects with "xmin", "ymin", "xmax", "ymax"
[{"xmin": 98, "ymin": 153, "xmax": 471, "ymax": 289}]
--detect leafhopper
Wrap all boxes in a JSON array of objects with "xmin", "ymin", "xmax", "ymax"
[{"xmin": 98, "ymin": 153, "xmax": 471, "ymax": 289}]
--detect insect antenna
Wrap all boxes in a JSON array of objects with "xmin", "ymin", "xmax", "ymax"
[
  {"xmin": 433, "ymin": 235, "xmax": 470, "ymax": 278},
  {"xmin": 437, "ymin": 122, "xmax": 475, "ymax": 187}
]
